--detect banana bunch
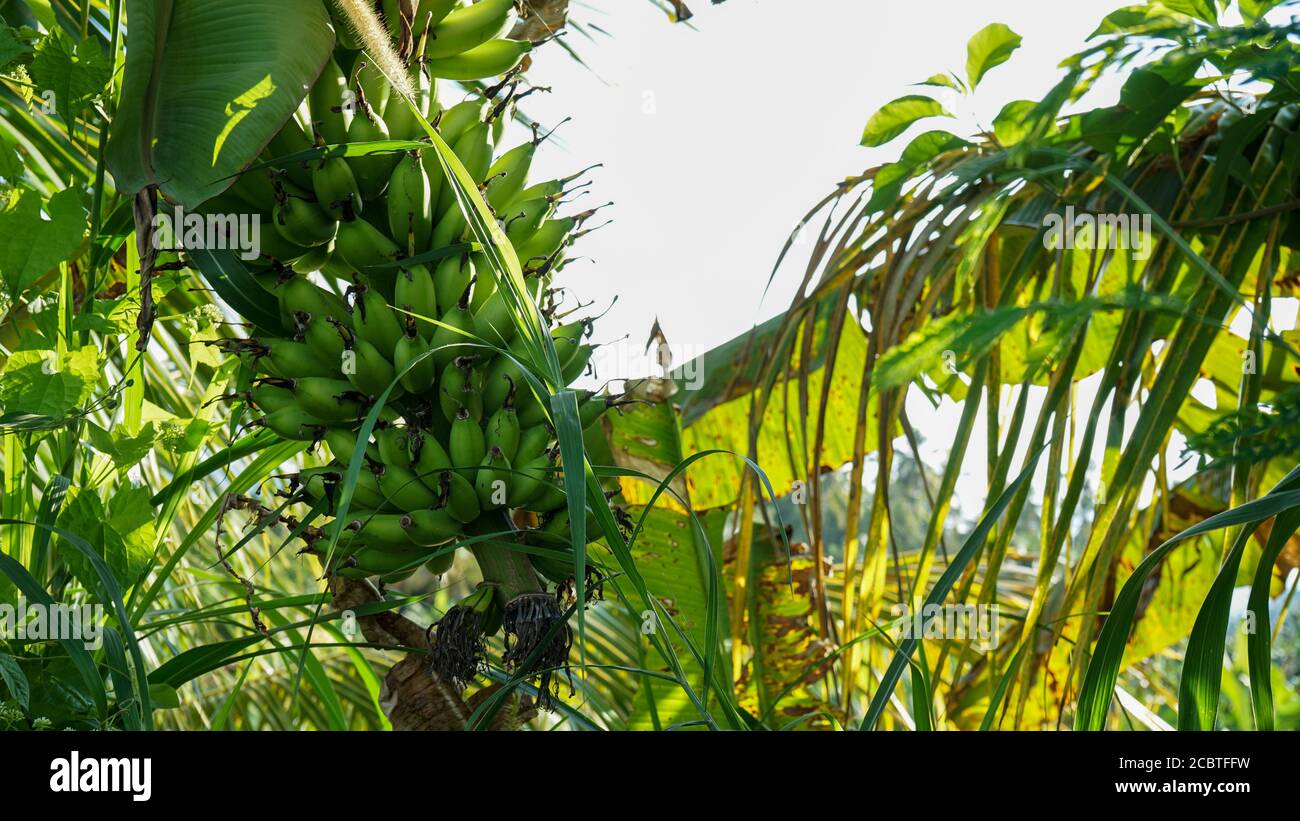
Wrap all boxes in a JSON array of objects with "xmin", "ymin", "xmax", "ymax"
[{"xmin": 199, "ymin": 4, "xmax": 624, "ymax": 701}]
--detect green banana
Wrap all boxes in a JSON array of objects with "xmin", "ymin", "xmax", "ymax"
[
  {"xmin": 439, "ymin": 355, "xmax": 485, "ymax": 423},
  {"xmin": 450, "ymin": 405, "xmax": 487, "ymax": 481},
  {"xmin": 484, "ymin": 399, "xmax": 521, "ymax": 462},
  {"xmin": 335, "ymin": 215, "xmax": 402, "ymax": 273},
  {"xmin": 394, "ymin": 263, "xmax": 439, "ymax": 326},
  {"xmin": 248, "ymin": 379, "xmax": 297, "ymax": 414},
  {"xmin": 473, "ymin": 288, "xmax": 517, "ymax": 348},
  {"xmin": 261, "ymin": 338, "xmax": 338, "ymax": 379},
  {"xmin": 426, "ymin": 38, "xmax": 532, "ymax": 81},
  {"xmin": 485, "ymin": 139, "xmax": 537, "ymax": 210},
  {"xmin": 394, "ymin": 317, "xmax": 437, "ymax": 393},
  {"xmin": 403, "ymin": 508, "xmax": 461, "ymax": 546},
  {"xmin": 482, "ymin": 355, "xmax": 525, "ymax": 413},
  {"xmin": 438, "ymin": 469, "xmax": 481, "ymax": 523},
  {"xmin": 375, "ymin": 424, "xmax": 412, "ymax": 467},
  {"xmin": 387, "ymin": 152, "xmax": 434, "ymax": 253},
  {"xmin": 308, "ymin": 57, "xmax": 351, "ymax": 146},
  {"xmin": 273, "ymin": 192, "xmax": 338, "ymax": 248},
  {"xmin": 515, "ymin": 422, "xmax": 553, "ymax": 463},
  {"xmin": 294, "ymin": 377, "xmax": 369, "ymax": 422},
  {"xmin": 425, "ymin": 0, "xmax": 516, "ymax": 59},
  {"xmin": 475, "ymin": 446, "xmax": 510, "ymax": 510},
  {"xmin": 267, "ymin": 118, "xmax": 316, "ymax": 189},
  {"xmin": 296, "ymin": 312, "xmax": 347, "ymax": 366},
  {"xmin": 260, "ymin": 405, "xmax": 328, "ymax": 441},
  {"xmin": 423, "ymin": 549, "xmax": 457, "ymax": 576},
  {"xmin": 342, "ymin": 330, "xmax": 401, "ymax": 397},
  {"xmin": 349, "ymin": 282, "xmax": 405, "ymax": 354},
  {"xmin": 378, "ymin": 463, "xmax": 443, "ymax": 510},
  {"xmin": 411, "ymin": 427, "xmax": 453, "ymax": 489},
  {"xmin": 430, "ymin": 286, "xmax": 477, "ymax": 370},
  {"xmin": 312, "ymin": 156, "xmax": 365, "ymax": 220},
  {"xmin": 432, "ymin": 254, "xmax": 474, "ymax": 318},
  {"xmin": 345, "ymin": 97, "xmax": 396, "ymax": 200}
]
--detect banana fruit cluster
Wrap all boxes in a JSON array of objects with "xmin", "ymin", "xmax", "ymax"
[{"xmin": 203, "ymin": 3, "xmax": 618, "ymax": 589}]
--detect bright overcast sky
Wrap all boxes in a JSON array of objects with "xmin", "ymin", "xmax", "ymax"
[{"xmin": 506, "ymin": 0, "xmax": 1136, "ymax": 376}]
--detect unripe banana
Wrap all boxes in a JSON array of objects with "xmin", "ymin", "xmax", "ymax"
[
  {"xmin": 485, "ymin": 140, "xmax": 537, "ymax": 211},
  {"xmin": 350, "ymin": 468, "xmax": 397, "ymax": 511},
  {"xmin": 440, "ymin": 355, "xmax": 485, "ymax": 423},
  {"xmin": 450, "ymin": 406, "xmax": 487, "ymax": 482},
  {"xmin": 525, "ymin": 480, "xmax": 568, "ymax": 514},
  {"xmin": 296, "ymin": 312, "xmax": 347, "ymax": 365},
  {"xmin": 384, "ymin": 68, "xmax": 436, "ymax": 141},
  {"xmin": 346, "ymin": 99, "xmax": 396, "ymax": 200},
  {"xmin": 482, "ymin": 355, "xmax": 525, "ymax": 413},
  {"xmin": 348, "ymin": 59, "xmax": 391, "ymax": 120},
  {"xmin": 436, "ymin": 120, "xmax": 493, "ymax": 216},
  {"xmin": 412, "ymin": 429, "xmax": 453, "ymax": 492},
  {"xmin": 248, "ymin": 379, "xmax": 297, "ymax": 414},
  {"xmin": 507, "ymin": 452, "xmax": 551, "ymax": 507},
  {"xmin": 312, "ymin": 156, "xmax": 365, "ymax": 220},
  {"xmin": 425, "ymin": 0, "xmax": 515, "ymax": 59},
  {"xmin": 274, "ymin": 193, "xmax": 338, "ymax": 248},
  {"xmin": 261, "ymin": 338, "xmax": 337, "ymax": 379},
  {"xmin": 504, "ymin": 195, "xmax": 555, "ymax": 244},
  {"xmin": 268, "ymin": 118, "xmax": 316, "ymax": 189},
  {"xmin": 418, "ymin": 0, "xmax": 461, "ymax": 32},
  {"xmin": 484, "ymin": 401, "xmax": 521, "ymax": 462},
  {"xmin": 387, "ymin": 152, "xmax": 434, "ymax": 254},
  {"xmin": 324, "ymin": 428, "xmax": 378, "ymax": 468},
  {"xmin": 423, "ymin": 549, "xmax": 456, "ymax": 576},
  {"xmin": 438, "ymin": 469, "xmax": 481, "ymax": 523},
  {"xmin": 515, "ymin": 422, "xmax": 553, "ymax": 464},
  {"xmin": 394, "ymin": 318, "xmax": 437, "ymax": 393},
  {"xmin": 473, "ymin": 288, "xmax": 517, "ymax": 348},
  {"xmin": 260, "ymin": 405, "xmax": 328, "ymax": 441},
  {"xmin": 378, "ymin": 463, "xmax": 443, "ymax": 511},
  {"xmin": 426, "ymin": 38, "xmax": 532, "ymax": 81},
  {"xmin": 516, "ymin": 216, "xmax": 574, "ymax": 262},
  {"xmin": 278, "ymin": 276, "xmax": 350, "ymax": 327},
  {"xmin": 434, "ymin": 98, "xmax": 489, "ymax": 147},
  {"xmin": 394, "ymin": 264, "xmax": 439, "ymax": 324},
  {"xmin": 335, "ymin": 215, "xmax": 402, "ymax": 273},
  {"xmin": 403, "ymin": 508, "xmax": 461, "ymax": 546},
  {"xmin": 294, "ymin": 377, "xmax": 369, "ymax": 422},
  {"xmin": 561, "ymin": 343, "xmax": 595, "ymax": 384},
  {"xmin": 430, "ymin": 287, "xmax": 476, "ymax": 370},
  {"xmin": 432, "ymin": 254, "xmax": 474, "ymax": 318},
  {"xmin": 349, "ymin": 282, "xmax": 405, "ymax": 355},
  {"xmin": 309, "ymin": 57, "xmax": 352, "ymax": 146},
  {"xmin": 375, "ymin": 424, "xmax": 413, "ymax": 467},
  {"xmin": 342, "ymin": 330, "xmax": 401, "ymax": 397},
  {"xmin": 475, "ymin": 446, "xmax": 510, "ymax": 510}
]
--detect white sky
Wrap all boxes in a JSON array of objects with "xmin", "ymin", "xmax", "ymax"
[
  {"xmin": 489, "ymin": 0, "xmax": 1298, "ymax": 519},
  {"xmin": 510, "ymin": 0, "xmax": 1136, "ymax": 365}
]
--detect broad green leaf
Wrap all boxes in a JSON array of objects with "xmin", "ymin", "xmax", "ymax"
[
  {"xmin": 87, "ymin": 422, "xmax": 157, "ymax": 472},
  {"xmin": 55, "ymin": 485, "xmax": 155, "ymax": 602},
  {"xmin": 29, "ymin": 29, "xmax": 111, "ymax": 124},
  {"xmin": 0, "ymin": 346, "xmax": 99, "ymax": 418},
  {"xmin": 861, "ymin": 95, "xmax": 953, "ymax": 148},
  {"xmin": 0, "ymin": 187, "xmax": 86, "ymax": 299},
  {"xmin": 0, "ymin": 653, "xmax": 30, "ymax": 710},
  {"xmin": 105, "ymin": 0, "xmax": 335, "ymax": 208},
  {"xmin": 1156, "ymin": 0, "xmax": 1218, "ymax": 23},
  {"xmin": 1240, "ymin": 0, "xmax": 1286, "ymax": 22},
  {"xmin": 0, "ymin": 25, "xmax": 32, "ymax": 73},
  {"xmin": 965, "ymin": 23, "xmax": 1022, "ymax": 89},
  {"xmin": 992, "ymin": 99, "xmax": 1038, "ymax": 146}
]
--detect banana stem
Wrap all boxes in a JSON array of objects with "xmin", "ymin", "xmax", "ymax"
[{"xmin": 470, "ymin": 540, "xmax": 542, "ymax": 600}]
